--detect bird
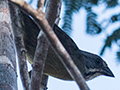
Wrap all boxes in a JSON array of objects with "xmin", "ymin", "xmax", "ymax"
[{"xmin": 22, "ymin": 12, "xmax": 114, "ymax": 81}]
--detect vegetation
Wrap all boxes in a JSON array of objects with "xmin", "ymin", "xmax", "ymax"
[{"xmin": 29, "ymin": 0, "xmax": 120, "ymax": 61}]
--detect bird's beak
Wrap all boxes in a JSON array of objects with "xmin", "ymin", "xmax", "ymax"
[{"xmin": 101, "ymin": 67, "xmax": 115, "ymax": 77}]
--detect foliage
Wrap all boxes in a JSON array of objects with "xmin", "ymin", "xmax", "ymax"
[
  {"xmin": 28, "ymin": 0, "xmax": 120, "ymax": 61},
  {"xmin": 86, "ymin": 8, "xmax": 102, "ymax": 34},
  {"xmin": 100, "ymin": 13, "xmax": 120, "ymax": 61},
  {"xmin": 100, "ymin": 28, "xmax": 120, "ymax": 55},
  {"xmin": 62, "ymin": 0, "xmax": 82, "ymax": 35},
  {"xmin": 104, "ymin": 0, "xmax": 118, "ymax": 7},
  {"xmin": 63, "ymin": 0, "xmax": 120, "ymax": 62}
]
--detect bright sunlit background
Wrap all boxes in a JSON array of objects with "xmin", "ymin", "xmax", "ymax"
[{"xmin": 17, "ymin": 0, "xmax": 120, "ymax": 90}]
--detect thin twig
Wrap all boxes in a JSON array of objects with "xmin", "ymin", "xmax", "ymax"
[
  {"xmin": 10, "ymin": 0, "xmax": 90, "ymax": 90},
  {"xmin": 37, "ymin": 0, "xmax": 45, "ymax": 11}
]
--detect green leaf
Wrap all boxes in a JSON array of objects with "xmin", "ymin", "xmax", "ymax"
[
  {"xmin": 100, "ymin": 28, "xmax": 120, "ymax": 55},
  {"xmin": 116, "ymin": 51, "xmax": 120, "ymax": 61},
  {"xmin": 104, "ymin": 0, "xmax": 118, "ymax": 7},
  {"xmin": 86, "ymin": 9, "xmax": 102, "ymax": 35},
  {"xmin": 62, "ymin": 0, "xmax": 82, "ymax": 35},
  {"xmin": 111, "ymin": 13, "xmax": 120, "ymax": 22}
]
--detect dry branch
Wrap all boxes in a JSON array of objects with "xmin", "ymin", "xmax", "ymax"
[
  {"xmin": 30, "ymin": 0, "xmax": 62, "ymax": 90},
  {"xmin": 30, "ymin": 0, "xmax": 48, "ymax": 89},
  {"xmin": 0, "ymin": 0, "xmax": 17, "ymax": 90},
  {"xmin": 37, "ymin": 0, "xmax": 45, "ymax": 11},
  {"xmin": 9, "ymin": 2, "xmax": 30, "ymax": 90},
  {"xmin": 10, "ymin": 0, "xmax": 90, "ymax": 90}
]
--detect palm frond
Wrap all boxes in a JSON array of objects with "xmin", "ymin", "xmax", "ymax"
[
  {"xmin": 116, "ymin": 51, "xmax": 120, "ymax": 62},
  {"xmin": 111, "ymin": 13, "xmax": 120, "ymax": 22},
  {"xmin": 90, "ymin": 0, "xmax": 99, "ymax": 5},
  {"xmin": 100, "ymin": 28, "xmax": 120, "ymax": 55},
  {"xmin": 62, "ymin": 0, "xmax": 82, "ymax": 35},
  {"xmin": 104, "ymin": 0, "xmax": 118, "ymax": 7},
  {"xmin": 86, "ymin": 8, "xmax": 102, "ymax": 35}
]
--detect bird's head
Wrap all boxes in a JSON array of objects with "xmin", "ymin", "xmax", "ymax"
[{"xmin": 80, "ymin": 50, "xmax": 115, "ymax": 81}]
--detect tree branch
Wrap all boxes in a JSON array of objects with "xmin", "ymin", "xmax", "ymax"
[
  {"xmin": 29, "ymin": 0, "xmax": 48, "ymax": 89},
  {"xmin": 0, "ymin": 0, "xmax": 17, "ymax": 90},
  {"xmin": 10, "ymin": 0, "xmax": 90, "ymax": 90},
  {"xmin": 37, "ymin": 0, "xmax": 45, "ymax": 11},
  {"xmin": 9, "ymin": 2, "xmax": 30, "ymax": 90},
  {"xmin": 30, "ymin": 0, "xmax": 62, "ymax": 90}
]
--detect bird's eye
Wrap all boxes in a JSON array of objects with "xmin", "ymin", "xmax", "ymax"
[{"xmin": 95, "ymin": 60, "xmax": 101, "ymax": 66}]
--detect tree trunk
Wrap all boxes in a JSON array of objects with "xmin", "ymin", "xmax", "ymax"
[{"xmin": 0, "ymin": 0, "xmax": 17, "ymax": 90}]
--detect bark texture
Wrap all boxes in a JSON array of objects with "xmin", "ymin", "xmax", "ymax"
[
  {"xmin": 9, "ymin": 2, "xmax": 30, "ymax": 90},
  {"xmin": 0, "ymin": 0, "xmax": 17, "ymax": 90},
  {"xmin": 10, "ymin": 0, "xmax": 90, "ymax": 90},
  {"xmin": 30, "ymin": 0, "xmax": 62, "ymax": 90}
]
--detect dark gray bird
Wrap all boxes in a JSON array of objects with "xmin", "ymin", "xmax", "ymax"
[{"xmin": 22, "ymin": 13, "xmax": 114, "ymax": 81}]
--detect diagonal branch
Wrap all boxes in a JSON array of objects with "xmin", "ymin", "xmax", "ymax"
[
  {"xmin": 30, "ymin": 0, "xmax": 62, "ymax": 90},
  {"xmin": 10, "ymin": 0, "xmax": 90, "ymax": 90}
]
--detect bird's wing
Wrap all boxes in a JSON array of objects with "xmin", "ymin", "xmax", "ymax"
[{"xmin": 53, "ymin": 24, "xmax": 79, "ymax": 55}]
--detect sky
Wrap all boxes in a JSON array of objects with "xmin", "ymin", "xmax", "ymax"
[
  {"xmin": 47, "ymin": 5, "xmax": 120, "ymax": 90},
  {"xmin": 17, "ymin": 0, "xmax": 120, "ymax": 90}
]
